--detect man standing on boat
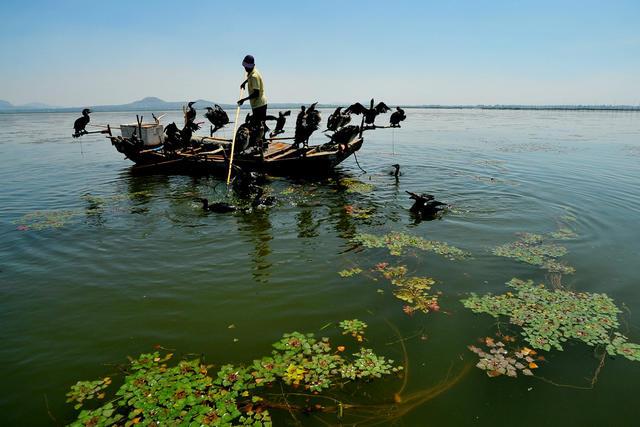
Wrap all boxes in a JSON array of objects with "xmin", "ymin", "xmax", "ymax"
[{"xmin": 237, "ymin": 54, "xmax": 267, "ymax": 127}]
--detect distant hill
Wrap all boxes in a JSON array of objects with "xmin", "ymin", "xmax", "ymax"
[{"xmin": 0, "ymin": 97, "xmax": 638, "ymax": 113}]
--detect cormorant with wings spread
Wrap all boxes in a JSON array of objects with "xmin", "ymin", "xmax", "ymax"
[{"xmin": 344, "ymin": 98, "xmax": 390, "ymax": 125}]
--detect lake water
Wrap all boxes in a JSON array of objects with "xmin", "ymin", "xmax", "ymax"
[{"xmin": 1, "ymin": 109, "xmax": 639, "ymax": 426}]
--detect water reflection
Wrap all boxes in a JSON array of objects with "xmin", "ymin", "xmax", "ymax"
[{"xmin": 236, "ymin": 209, "xmax": 273, "ymax": 284}]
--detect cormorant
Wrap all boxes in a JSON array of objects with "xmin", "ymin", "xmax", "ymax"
[
  {"xmin": 267, "ymin": 110, "xmax": 291, "ymax": 138},
  {"xmin": 389, "ymin": 107, "xmax": 406, "ymax": 127},
  {"xmin": 185, "ymin": 101, "xmax": 197, "ymax": 122},
  {"xmin": 390, "ymin": 164, "xmax": 402, "ymax": 177},
  {"xmin": 195, "ymin": 198, "xmax": 237, "ymax": 213},
  {"xmin": 251, "ymin": 187, "xmax": 276, "ymax": 208},
  {"xmin": 344, "ymin": 99, "xmax": 390, "ymax": 125},
  {"xmin": 294, "ymin": 102, "xmax": 322, "ymax": 148},
  {"xmin": 406, "ymin": 191, "xmax": 447, "ymax": 219},
  {"xmin": 204, "ymin": 105, "xmax": 230, "ymax": 134},
  {"xmin": 325, "ymin": 107, "xmax": 352, "ymax": 132},
  {"xmin": 73, "ymin": 109, "xmax": 91, "ymax": 137},
  {"xmin": 322, "ymin": 125, "xmax": 360, "ymax": 151}
]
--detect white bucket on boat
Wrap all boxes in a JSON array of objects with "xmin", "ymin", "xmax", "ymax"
[{"xmin": 120, "ymin": 123, "xmax": 164, "ymax": 146}]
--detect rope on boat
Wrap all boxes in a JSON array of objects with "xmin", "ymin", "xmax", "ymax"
[{"xmin": 226, "ymin": 86, "xmax": 244, "ymax": 185}]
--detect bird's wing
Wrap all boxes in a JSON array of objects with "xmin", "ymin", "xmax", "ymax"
[
  {"xmin": 374, "ymin": 102, "xmax": 391, "ymax": 113},
  {"xmin": 265, "ymin": 115, "xmax": 278, "ymax": 121},
  {"xmin": 283, "ymin": 110, "xmax": 291, "ymax": 117},
  {"xmin": 344, "ymin": 102, "xmax": 367, "ymax": 115}
]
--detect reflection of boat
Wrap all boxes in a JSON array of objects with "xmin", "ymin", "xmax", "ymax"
[{"xmin": 108, "ymin": 127, "xmax": 364, "ymax": 176}]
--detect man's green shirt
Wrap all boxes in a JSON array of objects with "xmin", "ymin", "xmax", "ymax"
[{"xmin": 247, "ymin": 68, "xmax": 267, "ymax": 109}]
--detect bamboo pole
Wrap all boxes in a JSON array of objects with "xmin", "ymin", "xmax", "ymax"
[{"xmin": 226, "ymin": 86, "xmax": 244, "ymax": 185}]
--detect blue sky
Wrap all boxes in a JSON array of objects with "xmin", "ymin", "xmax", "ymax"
[{"xmin": 0, "ymin": 0, "xmax": 638, "ymax": 106}]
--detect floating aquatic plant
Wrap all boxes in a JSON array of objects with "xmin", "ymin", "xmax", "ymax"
[
  {"xmin": 338, "ymin": 178, "xmax": 375, "ymax": 194},
  {"xmin": 468, "ymin": 337, "xmax": 542, "ymax": 378},
  {"xmin": 338, "ymin": 268, "xmax": 363, "ymax": 277},
  {"xmin": 66, "ymin": 377, "xmax": 112, "ymax": 410},
  {"xmin": 493, "ymin": 232, "xmax": 575, "ymax": 274},
  {"xmin": 549, "ymin": 228, "xmax": 578, "ymax": 240},
  {"xmin": 67, "ymin": 323, "xmax": 401, "ymax": 426},
  {"xmin": 354, "ymin": 232, "xmax": 468, "ymax": 260},
  {"xmin": 339, "ymin": 319, "xmax": 367, "ymax": 341},
  {"xmin": 461, "ymin": 278, "xmax": 640, "ymax": 361},
  {"xmin": 344, "ymin": 205, "xmax": 374, "ymax": 219},
  {"xmin": 14, "ymin": 209, "xmax": 80, "ymax": 231},
  {"xmin": 375, "ymin": 264, "xmax": 440, "ymax": 314}
]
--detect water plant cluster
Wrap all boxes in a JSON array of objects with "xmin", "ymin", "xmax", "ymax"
[
  {"xmin": 354, "ymin": 232, "xmax": 468, "ymax": 260},
  {"xmin": 14, "ymin": 209, "xmax": 79, "ymax": 231},
  {"xmin": 338, "ymin": 268, "xmax": 362, "ymax": 278},
  {"xmin": 339, "ymin": 319, "xmax": 367, "ymax": 341},
  {"xmin": 337, "ymin": 178, "xmax": 375, "ymax": 194},
  {"xmin": 375, "ymin": 263, "xmax": 441, "ymax": 315},
  {"xmin": 461, "ymin": 278, "xmax": 640, "ymax": 361},
  {"xmin": 468, "ymin": 337, "xmax": 542, "ymax": 378},
  {"xmin": 66, "ymin": 324, "xmax": 402, "ymax": 426},
  {"xmin": 492, "ymin": 232, "xmax": 575, "ymax": 274}
]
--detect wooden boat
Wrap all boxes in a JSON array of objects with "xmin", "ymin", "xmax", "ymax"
[{"xmin": 107, "ymin": 127, "xmax": 365, "ymax": 176}]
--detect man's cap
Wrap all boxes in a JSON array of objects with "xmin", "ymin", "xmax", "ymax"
[{"xmin": 242, "ymin": 54, "xmax": 255, "ymax": 68}]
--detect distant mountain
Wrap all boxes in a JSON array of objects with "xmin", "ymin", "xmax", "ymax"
[
  {"xmin": 0, "ymin": 97, "xmax": 638, "ymax": 113},
  {"xmin": 0, "ymin": 99, "xmax": 59, "ymax": 111}
]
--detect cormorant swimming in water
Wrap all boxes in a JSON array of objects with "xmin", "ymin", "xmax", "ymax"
[
  {"xmin": 344, "ymin": 99, "xmax": 390, "ymax": 125},
  {"xmin": 389, "ymin": 107, "xmax": 406, "ymax": 127},
  {"xmin": 251, "ymin": 186, "xmax": 276, "ymax": 208},
  {"xmin": 195, "ymin": 198, "xmax": 237, "ymax": 213},
  {"xmin": 406, "ymin": 191, "xmax": 447, "ymax": 219},
  {"xmin": 390, "ymin": 164, "xmax": 402, "ymax": 177},
  {"xmin": 73, "ymin": 109, "xmax": 91, "ymax": 137}
]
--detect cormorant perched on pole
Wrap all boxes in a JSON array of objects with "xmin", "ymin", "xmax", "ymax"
[
  {"xmin": 267, "ymin": 110, "xmax": 290, "ymax": 138},
  {"xmin": 184, "ymin": 101, "xmax": 200, "ymax": 131},
  {"xmin": 344, "ymin": 99, "xmax": 390, "ymax": 126},
  {"xmin": 389, "ymin": 107, "xmax": 406, "ymax": 127},
  {"xmin": 73, "ymin": 109, "xmax": 91, "ymax": 137},
  {"xmin": 204, "ymin": 105, "xmax": 230, "ymax": 135},
  {"xmin": 325, "ymin": 107, "xmax": 351, "ymax": 132}
]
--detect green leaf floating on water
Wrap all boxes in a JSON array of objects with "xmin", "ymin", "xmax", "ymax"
[
  {"xmin": 14, "ymin": 209, "xmax": 80, "ymax": 231},
  {"xmin": 493, "ymin": 232, "xmax": 575, "ymax": 274},
  {"xmin": 461, "ymin": 278, "xmax": 640, "ymax": 361},
  {"xmin": 338, "ymin": 177, "xmax": 375, "ymax": 194},
  {"xmin": 375, "ymin": 263, "xmax": 440, "ymax": 314},
  {"xmin": 353, "ymin": 232, "xmax": 468, "ymax": 260},
  {"xmin": 338, "ymin": 268, "xmax": 363, "ymax": 277},
  {"xmin": 66, "ymin": 323, "xmax": 402, "ymax": 426}
]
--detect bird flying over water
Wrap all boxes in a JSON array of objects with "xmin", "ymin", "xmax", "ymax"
[
  {"xmin": 73, "ymin": 109, "xmax": 91, "ymax": 137},
  {"xmin": 204, "ymin": 105, "xmax": 230, "ymax": 134},
  {"xmin": 345, "ymin": 99, "xmax": 390, "ymax": 125},
  {"xmin": 390, "ymin": 107, "xmax": 406, "ymax": 127}
]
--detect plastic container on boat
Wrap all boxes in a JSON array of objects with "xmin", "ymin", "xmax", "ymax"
[{"xmin": 120, "ymin": 123, "xmax": 164, "ymax": 146}]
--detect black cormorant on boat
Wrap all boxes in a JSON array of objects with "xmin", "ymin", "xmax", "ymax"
[
  {"xmin": 267, "ymin": 110, "xmax": 291, "ymax": 138},
  {"xmin": 322, "ymin": 125, "xmax": 360, "ymax": 151},
  {"xmin": 73, "ymin": 109, "xmax": 91, "ymax": 137},
  {"xmin": 204, "ymin": 105, "xmax": 230, "ymax": 134},
  {"xmin": 184, "ymin": 101, "xmax": 200, "ymax": 131},
  {"xmin": 325, "ymin": 107, "xmax": 351, "ymax": 132},
  {"xmin": 294, "ymin": 102, "xmax": 321, "ymax": 148},
  {"xmin": 389, "ymin": 107, "xmax": 406, "ymax": 127},
  {"xmin": 196, "ymin": 198, "xmax": 237, "ymax": 213},
  {"xmin": 344, "ymin": 99, "xmax": 390, "ymax": 126}
]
